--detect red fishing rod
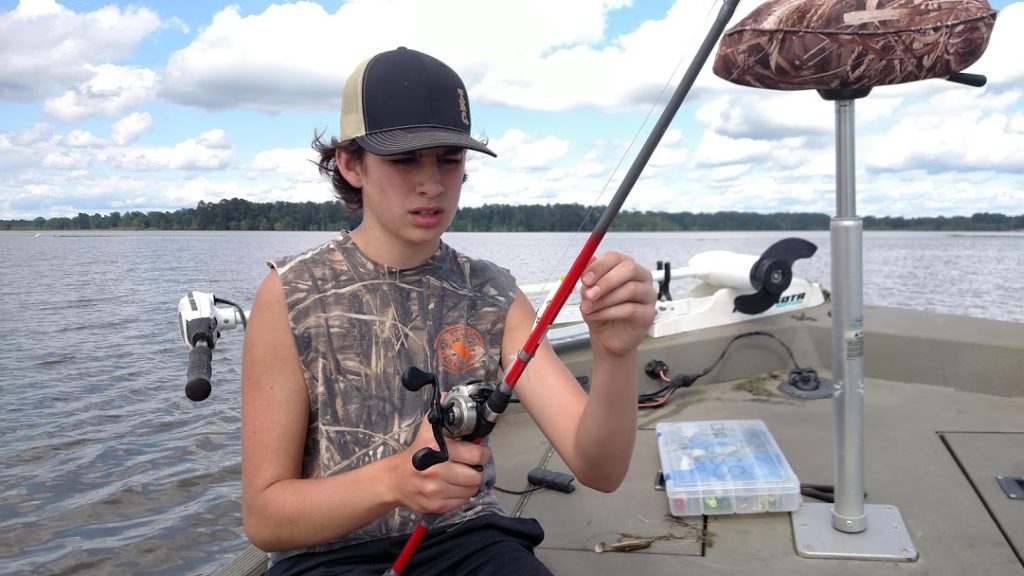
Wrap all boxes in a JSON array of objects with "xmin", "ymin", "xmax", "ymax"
[{"xmin": 387, "ymin": 1, "xmax": 740, "ymax": 573}]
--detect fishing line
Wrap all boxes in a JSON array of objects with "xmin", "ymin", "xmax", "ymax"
[{"xmin": 528, "ymin": 0, "xmax": 726, "ymax": 318}]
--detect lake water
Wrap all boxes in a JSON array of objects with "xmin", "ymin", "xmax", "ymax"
[{"xmin": 1, "ymin": 230, "xmax": 1022, "ymax": 575}]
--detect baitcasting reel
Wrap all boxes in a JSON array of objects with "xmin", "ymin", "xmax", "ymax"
[{"xmin": 401, "ymin": 367, "xmax": 497, "ymax": 471}]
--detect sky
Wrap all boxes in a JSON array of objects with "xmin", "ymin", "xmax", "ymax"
[{"xmin": 1, "ymin": 0, "xmax": 1021, "ymax": 221}]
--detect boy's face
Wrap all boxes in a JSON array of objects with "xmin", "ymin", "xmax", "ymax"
[{"xmin": 347, "ymin": 146, "xmax": 466, "ymax": 249}]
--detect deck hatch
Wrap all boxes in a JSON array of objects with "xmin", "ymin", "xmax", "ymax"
[{"xmin": 941, "ymin": 431, "xmax": 1024, "ymax": 567}]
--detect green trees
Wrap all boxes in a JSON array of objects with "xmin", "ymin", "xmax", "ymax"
[{"xmin": 2, "ymin": 200, "xmax": 1022, "ymax": 232}]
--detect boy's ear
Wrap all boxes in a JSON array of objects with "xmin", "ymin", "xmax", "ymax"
[{"xmin": 336, "ymin": 148, "xmax": 363, "ymax": 188}]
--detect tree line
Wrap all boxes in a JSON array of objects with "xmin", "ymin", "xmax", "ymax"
[{"xmin": 3, "ymin": 198, "xmax": 1022, "ymax": 232}]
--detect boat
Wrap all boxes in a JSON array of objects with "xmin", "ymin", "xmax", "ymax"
[
  {"xmin": 197, "ymin": 295, "xmax": 1024, "ymax": 576},
  {"xmin": 178, "ymin": 231, "xmax": 1023, "ymax": 575}
]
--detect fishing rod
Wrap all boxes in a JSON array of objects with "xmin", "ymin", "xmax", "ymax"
[{"xmin": 387, "ymin": 1, "xmax": 741, "ymax": 573}]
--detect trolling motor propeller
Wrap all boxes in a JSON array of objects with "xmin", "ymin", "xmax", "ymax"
[{"xmin": 734, "ymin": 238, "xmax": 817, "ymax": 314}]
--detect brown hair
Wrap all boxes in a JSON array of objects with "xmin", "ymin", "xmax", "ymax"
[
  {"xmin": 311, "ymin": 129, "xmax": 476, "ymax": 213},
  {"xmin": 312, "ymin": 130, "xmax": 364, "ymax": 213}
]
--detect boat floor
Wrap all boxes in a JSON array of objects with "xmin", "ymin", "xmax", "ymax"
[
  {"xmin": 493, "ymin": 376, "xmax": 1023, "ymax": 575},
  {"xmin": 216, "ymin": 305, "xmax": 1024, "ymax": 575}
]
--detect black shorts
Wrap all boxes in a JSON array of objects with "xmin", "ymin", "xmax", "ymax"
[{"xmin": 268, "ymin": 513, "xmax": 552, "ymax": 576}]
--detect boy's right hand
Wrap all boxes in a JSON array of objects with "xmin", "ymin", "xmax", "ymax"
[{"xmin": 391, "ymin": 414, "xmax": 491, "ymax": 515}]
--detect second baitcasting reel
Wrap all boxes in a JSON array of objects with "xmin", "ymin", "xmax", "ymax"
[{"xmin": 401, "ymin": 367, "xmax": 497, "ymax": 471}]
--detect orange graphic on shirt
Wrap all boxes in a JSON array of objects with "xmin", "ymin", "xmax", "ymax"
[{"xmin": 435, "ymin": 323, "xmax": 485, "ymax": 374}]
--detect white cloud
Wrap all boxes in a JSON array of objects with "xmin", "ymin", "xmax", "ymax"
[
  {"xmin": 162, "ymin": 2, "xmax": 348, "ymax": 112},
  {"xmin": 120, "ymin": 129, "xmax": 235, "ymax": 171},
  {"xmin": 43, "ymin": 65, "xmax": 158, "ymax": 121},
  {"xmin": 693, "ymin": 131, "xmax": 772, "ymax": 167},
  {"xmin": 0, "ymin": 2, "xmax": 160, "ymax": 100},
  {"xmin": 247, "ymin": 147, "xmax": 320, "ymax": 181},
  {"xmin": 63, "ymin": 129, "xmax": 105, "ymax": 148},
  {"xmin": 473, "ymin": 0, "xmax": 725, "ymax": 111},
  {"xmin": 111, "ymin": 112, "xmax": 153, "ymax": 146},
  {"xmin": 864, "ymin": 97, "xmax": 1024, "ymax": 174},
  {"xmin": 967, "ymin": 2, "xmax": 1024, "ymax": 88},
  {"xmin": 167, "ymin": 130, "xmax": 233, "ymax": 170},
  {"xmin": 15, "ymin": 0, "xmax": 66, "ymax": 18},
  {"xmin": 13, "ymin": 123, "xmax": 54, "ymax": 146},
  {"xmin": 490, "ymin": 129, "xmax": 571, "ymax": 171},
  {"xmin": 160, "ymin": 0, "xmax": 678, "ymax": 113}
]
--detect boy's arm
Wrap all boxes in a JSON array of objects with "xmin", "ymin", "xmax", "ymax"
[{"xmin": 508, "ymin": 252, "xmax": 655, "ymax": 492}]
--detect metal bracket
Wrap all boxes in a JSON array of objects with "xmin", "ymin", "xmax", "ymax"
[{"xmin": 792, "ymin": 503, "xmax": 918, "ymax": 561}]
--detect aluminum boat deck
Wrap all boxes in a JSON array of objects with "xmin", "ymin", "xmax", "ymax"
[{"xmin": 216, "ymin": 304, "xmax": 1024, "ymax": 575}]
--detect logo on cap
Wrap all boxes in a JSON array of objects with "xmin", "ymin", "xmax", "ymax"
[{"xmin": 457, "ymin": 88, "xmax": 469, "ymax": 126}]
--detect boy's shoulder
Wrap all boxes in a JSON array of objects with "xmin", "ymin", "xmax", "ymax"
[{"xmin": 438, "ymin": 243, "xmax": 517, "ymax": 307}]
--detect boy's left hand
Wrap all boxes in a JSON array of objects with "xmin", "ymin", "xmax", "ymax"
[{"xmin": 578, "ymin": 251, "xmax": 656, "ymax": 356}]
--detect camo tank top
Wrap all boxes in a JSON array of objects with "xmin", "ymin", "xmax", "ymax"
[{"xmin": 267, "ymin": 232, "xmax": 517, "ymax": 562}]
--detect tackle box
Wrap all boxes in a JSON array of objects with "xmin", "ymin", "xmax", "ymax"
[{"xmin": 656, "ymin": 419, "xmax": 801, "ymax": 516}]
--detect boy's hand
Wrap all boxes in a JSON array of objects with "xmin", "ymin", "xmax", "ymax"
[
  {"xmin": 392, "ymin": 412, "xmax": 491, "ymax": 515},
  {"xmin": 579, "ymin": 251, "xmax": 656, "ymax": 357}
]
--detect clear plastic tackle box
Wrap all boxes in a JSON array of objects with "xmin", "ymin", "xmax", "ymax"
[{"xmin": 656, "ymin": 419, "xmax": 801, "ymax": 516}]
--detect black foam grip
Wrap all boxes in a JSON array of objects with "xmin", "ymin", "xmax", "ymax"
[{"xmin": 186, "ymin": 344, "xmax": 212, "ymax": 402}]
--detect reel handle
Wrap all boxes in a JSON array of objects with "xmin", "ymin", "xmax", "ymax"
[
  {"xmin": 402, "ymin": 367, "xmax": 449, "ymax": 470},
  {"xmin": 402, "ymin": 366, "xmax": 437, "ymax": 392}
]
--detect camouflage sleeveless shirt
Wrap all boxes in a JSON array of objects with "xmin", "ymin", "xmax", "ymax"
[{"xmin": 267, "ymin": 232, "xmax": 517, "ymax": 560}]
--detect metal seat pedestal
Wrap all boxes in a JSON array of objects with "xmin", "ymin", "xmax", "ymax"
[{"xmin": 791, "ymin": 87, "xmax": 918, "ymax": 562}]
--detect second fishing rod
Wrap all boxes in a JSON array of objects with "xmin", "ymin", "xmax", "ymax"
[{"xmin": 386, "ymin": 1, "xmax": 741, "ymax": 573}]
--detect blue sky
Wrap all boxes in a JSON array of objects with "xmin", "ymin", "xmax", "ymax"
[{"xmin": 1, "ymin": 0, "xmax": 1021, "ymax": 220}]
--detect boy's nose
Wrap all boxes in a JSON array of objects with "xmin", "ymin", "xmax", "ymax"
[{"xmin": 417, "ymin": 163, "xmax": 444, "ymax": 196}]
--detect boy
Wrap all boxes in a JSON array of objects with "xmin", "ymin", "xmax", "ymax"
[{"xmin": 241, "ymin": 47, "xmax": 656, "ymax": 575}]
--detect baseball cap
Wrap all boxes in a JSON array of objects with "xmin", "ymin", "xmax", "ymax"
[{"xmin": 340, "ymin": 47, "xmax": 496, "ymax": 157}]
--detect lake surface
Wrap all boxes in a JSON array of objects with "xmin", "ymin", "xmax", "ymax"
[{"xmin": 1, "ymin": 230, "xmax": 1022, "ymax": 575}]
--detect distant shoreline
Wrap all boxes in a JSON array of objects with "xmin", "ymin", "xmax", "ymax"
[{"xmin": 3, "ymin": 199, "xmax": 1023, "ymax": 233}]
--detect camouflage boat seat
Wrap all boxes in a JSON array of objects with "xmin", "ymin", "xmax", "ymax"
[{"xmin": 712, "ymin": 0, "xmax": 997, "ymax": 91}]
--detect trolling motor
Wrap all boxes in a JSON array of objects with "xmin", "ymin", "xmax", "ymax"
[
  {"xmin": 176, "ymin": 291, "xmax": 247, "ymax": 402},
  {"xmin": 686, "ymin": 237, "xmax": 818, "ymax": 314}
]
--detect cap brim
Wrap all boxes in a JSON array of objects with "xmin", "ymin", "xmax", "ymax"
[{"xmin": 356, "ymin": 127, "xmax": 496, "ymax": 157}]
